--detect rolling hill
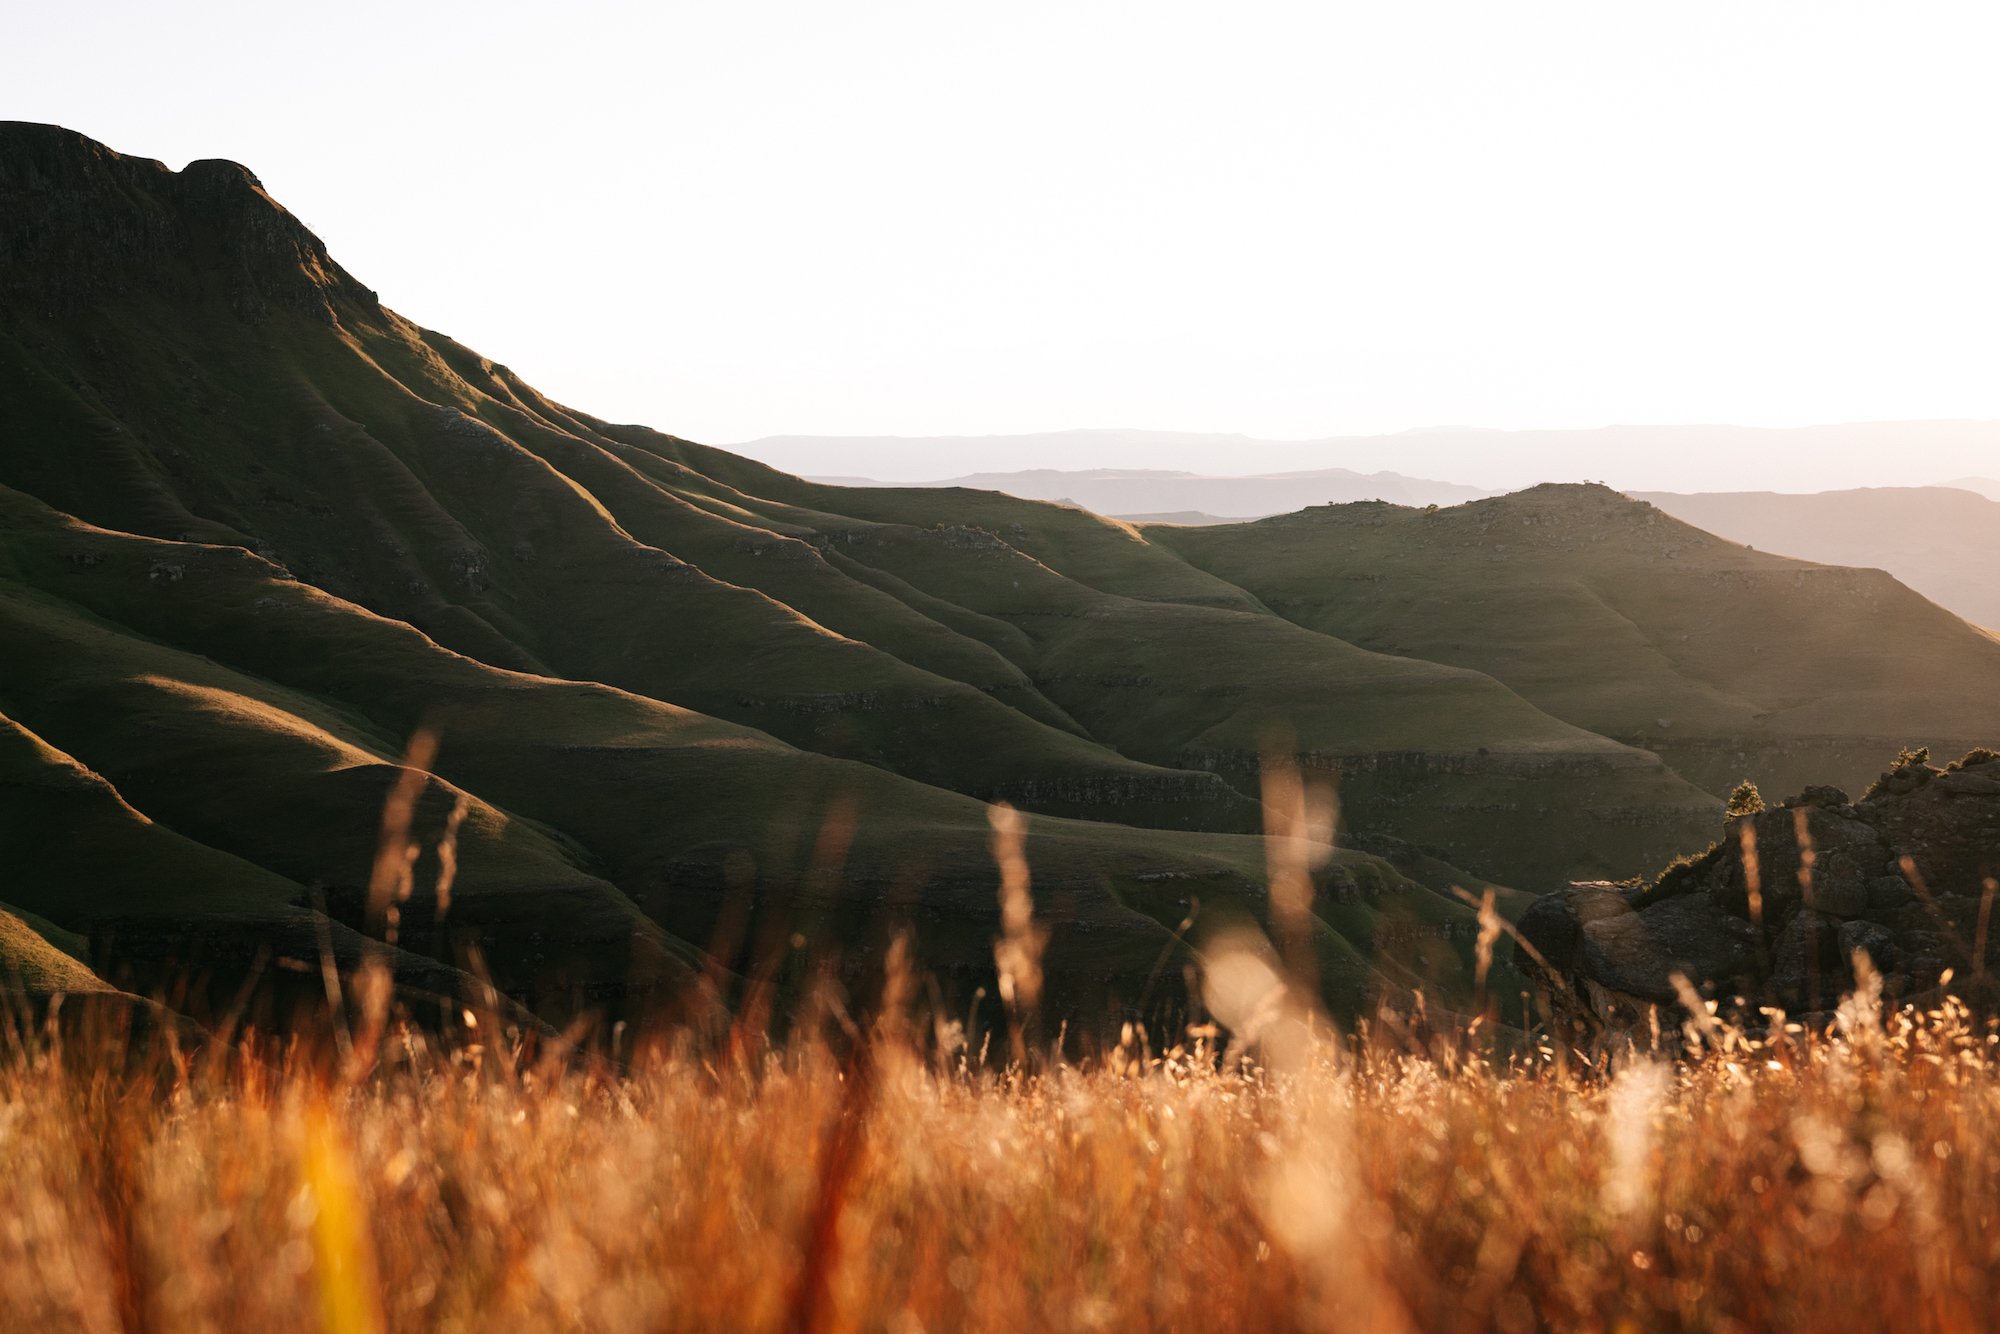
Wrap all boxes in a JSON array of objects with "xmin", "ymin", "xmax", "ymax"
[
  {"xmin": 1150, "ymin": 486, "xmax": 2000, "ymax": 801},
  {"xmin": 0, "ymin": 121, "xmax": 1623, "ymax": 1022},
  {"xmin": 4, "ymin": 120, "xmax": 1991, "ymax": 1031}
]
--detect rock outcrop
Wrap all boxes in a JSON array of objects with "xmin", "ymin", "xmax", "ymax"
[
  {"xmin": 1517, "ymin": 748, "xmax": 2000, "ymax": 1033},
  {"xmin": 1, "ymin": 119, "xmax": 379, "ymax": 322}
]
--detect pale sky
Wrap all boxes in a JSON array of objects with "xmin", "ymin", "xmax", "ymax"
[{"xmin": 10, "ymin": 2, "xmax": 2000, "ymax": 478}]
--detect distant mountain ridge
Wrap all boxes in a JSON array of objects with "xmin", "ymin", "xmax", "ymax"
[
  {"xmin": 1943, "ymin": 477, "xmax": 2000, "ymax": 502},
  {"xmin": 852, "ymin": 465, "xmax": 1489, "ymax": 518},
  {"xmin": 1639, "ymin": 487, "xmax": 2000, "ymax": 630},
  {"xmin": 740, "ymin": 422, "xmax": 2000, "ymax": 493}
]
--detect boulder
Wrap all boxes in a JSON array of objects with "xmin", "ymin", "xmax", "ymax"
[
  {"xmin": 1866, "ymin": 875, "xmax": 1917, "ymax": 915},
  {"xmin": 1577, "ymin": 893, "xmax": 1760, "ymax": 1005},
  {"xmin": 1839, "ymin": 919, "xmax": 1900, "ymax": 971},
  {"xmin": 1800, "ymin": 846, "xmax": 1871, "ymax": 917},
  {"xmin": 1515, "ymin": 882, "xmax": 1644, "ymax": 976},
  {"xmin": 1938, "ymin": 771, "xmax": 2000, "ymax": 798},
  {"xmin": 1769, "ymin": 910, "xmax": 1848, "ymax": 1005},
  {"xmin": 1798, "ymin": 785, "xmax": 1852, "ymax": 809},
  {"xmin": 1515, "ymin": 748, "xmax": 2000, "ymax": 1032}
]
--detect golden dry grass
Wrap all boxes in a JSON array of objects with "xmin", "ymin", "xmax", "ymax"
[{"xmin": 5, "ymin": 984, "xmax": 2000, "ymax": 1333}]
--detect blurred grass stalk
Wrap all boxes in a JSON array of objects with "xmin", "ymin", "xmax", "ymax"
[{"xmin": 4, "ymin": 980, "xmax": 2000, "ymax": 1331}]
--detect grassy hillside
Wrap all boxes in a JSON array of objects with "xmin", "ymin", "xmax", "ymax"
[
  {"xmin": 0, "ymin": 121, "xmax": 1723, "ymax": 891},
  {"xmin": 1152, "ymin": 484, "xmax": 2000, "ymax": 799},
  {"xmin": 0, "ymin": 482, "xmax": 1495, "ymax": 1024},
  {"xmin": 0, "ymin": 703, "xmax": 517, "ymax": 1026},
  {"xmin": 0, "ymin": 902, "xmax": 110, "ymax": 995},
  {"xmin": 575, "ymin": 432, "xmax": 1721, "ymax": 882}
]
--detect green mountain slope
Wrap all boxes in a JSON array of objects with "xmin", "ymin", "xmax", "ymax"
[
  {"xmin": 0, "ymin": 121, "xmax": 1724, "ymax": 894},
  {"xmin": 0, "ymin": 701, "xmax": 518, "ymax": 1021},
  {"xmin": 0, "ymin": 460, "xmax": 1489, "ymax": 1022},
  {"xmin": 552, "ymin": 433, "xmax": 1726, "ymax": 882},
  {"xmin": 1152, "ymin": 485, "xmax": 2000, "ymax": 800}
]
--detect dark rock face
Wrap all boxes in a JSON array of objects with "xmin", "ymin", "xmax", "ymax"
[
  {"xmin": 1577, "ymin": 893, "xmax": 1761, "ymax": 1005},
  {"xmin": 0, "ymin": 119, "xmax": 379, "ymax": 322},
  {"xmin": 1518, "ymin": 749, "xmax": 2000, "ymax": 1032}
]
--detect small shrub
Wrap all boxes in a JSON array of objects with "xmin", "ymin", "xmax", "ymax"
[
  {"xmin": 1724, "ymin": 781, "xmax": 1764, "ymax": 820},
  {"xmin": 1866, "ymin": 745, "xmax": 1939, "ymax": 799},
  {"xmin": 1646, "ymin": 840, "xmax": 1722, "ymax": 901}
]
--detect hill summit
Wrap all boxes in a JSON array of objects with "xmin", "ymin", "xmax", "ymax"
[{"xmin": 2, "ymin": 123, "xmax": 375, "ymax": 322}]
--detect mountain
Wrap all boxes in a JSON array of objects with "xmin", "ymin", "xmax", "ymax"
[
  {"xmin": 882, "ymin": 467, "xmax": 1489, "ymax": 518},
  {"xmin": 1638, "ymin": 487, "xmax": 2000, "ymax": 630},
  {"xmin": 837, "ymin": 476, "xmax": 2000, "ymax": 631},
  {"xmin": 0, "ymin": 121, "xmax": 1685, "ymax": 1024},
  {"xmin": 739, "ymin": 422, "xmax": 2000, "ymax": 493},
  {"xmin": 1148, "ymin": 486, "xmax": 2000, "ymax": 804},
  {"xmin": 4, "ymin": 122, "xmax": 1992, "ymax": 1032}
]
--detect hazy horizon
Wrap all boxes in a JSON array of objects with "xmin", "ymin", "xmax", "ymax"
[{"xmin": 727, "ymin": 420, "xmax": 2000, "ymax": 494}]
